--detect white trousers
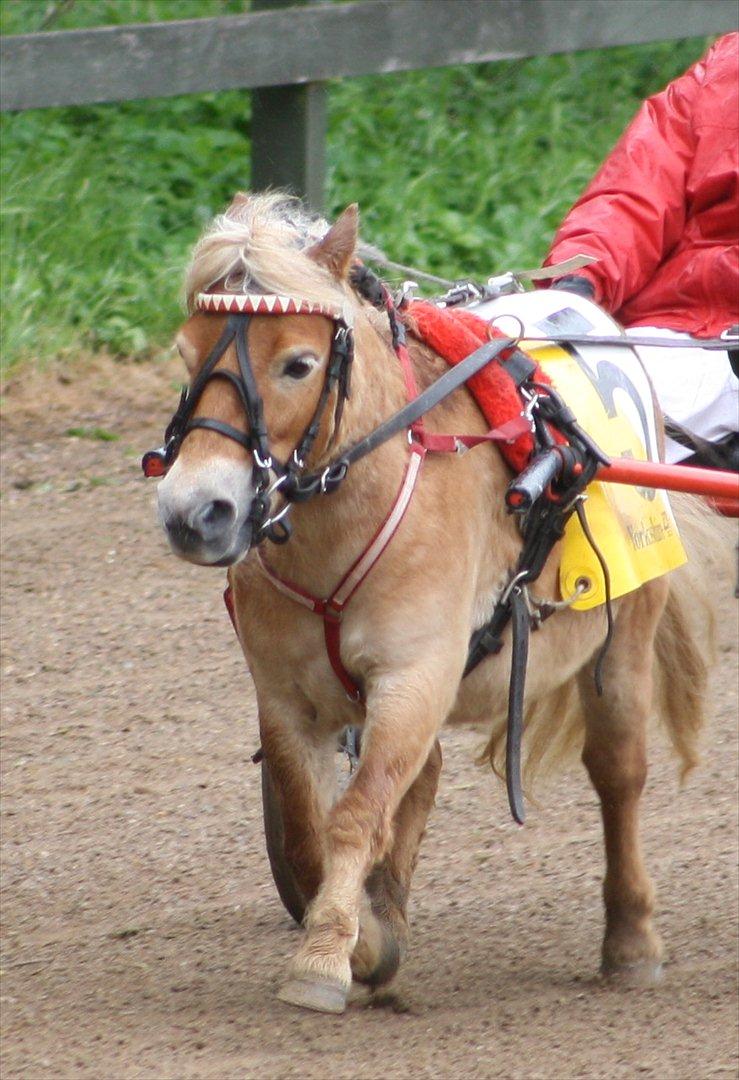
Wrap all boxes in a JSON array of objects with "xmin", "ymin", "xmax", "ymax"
[{"xmin": 626, "ymin": 327, "xmax": 738, "ymax": 463}]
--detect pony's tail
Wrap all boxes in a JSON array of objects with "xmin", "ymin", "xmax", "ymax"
[
  {"xmin": 652, "ymin": 494, "xmax": 725, "ymax": 780},
  {"xmin": 476, "ymin": 678, "xmax": 582, "ymax": 791},
  {"xmin": 652, "ymin": 584, "xmax": 709, "ymax": 779}
]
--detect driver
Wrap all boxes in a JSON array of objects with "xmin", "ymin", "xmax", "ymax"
[{"xmin": 542, "ymin": 33, "xmax": 739, "ymax": 467}]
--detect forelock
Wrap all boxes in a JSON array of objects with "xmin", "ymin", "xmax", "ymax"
[{"xmin": 183, "ymin": 192, "xmax": 348, "ymax": 311}]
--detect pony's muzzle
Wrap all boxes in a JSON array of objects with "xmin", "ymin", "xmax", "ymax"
[
  {"xmin": 156, "ymin": 458, "xmax": 254, "ymax": 565},
  {"xmin": 164, "ymin": 496, "xmax": 237, "ymax": 553},
  {"xmin": 192, "ymin": 497, "xmax": 238, "ymax": 541}
]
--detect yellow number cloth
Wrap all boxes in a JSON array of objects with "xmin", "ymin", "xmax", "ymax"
[{"xmin": 534, "ymin": 344, "xmax": 687, "ymax": 611}]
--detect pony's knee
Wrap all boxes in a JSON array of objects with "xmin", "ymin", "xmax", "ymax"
[
  {"xmin": 326, "ymin": 767, "xmax": 400, "ymax": 864},
  {"xmin": 304, "ymin": 901, "xmax": 359, "ymax": 945}
]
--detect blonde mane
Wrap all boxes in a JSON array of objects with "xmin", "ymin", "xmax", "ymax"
[{"xmin": 184, "ymin": 192, "xmax": 350, "ymax": 312}]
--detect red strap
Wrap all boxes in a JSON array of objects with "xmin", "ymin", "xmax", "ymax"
[
  {"xmin": 225, "ymin": 577, "xmax": 364, "ymax": 699},
  {"xmin": 323, "ymin": 606, "xmax": 363, "ymax": 700},
  {"xmin": 404, "ymin": 300, "xmax": 562, "ymax": 471},
  {"xmin": 256, "ymin": 445, "xmax": 425, "ymax": 702},
  {"xmin": 415, "ymin": 414, "xmax": 533, "ymax": 455}
]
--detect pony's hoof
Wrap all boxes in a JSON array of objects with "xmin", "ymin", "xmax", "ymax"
[
  {"xmin": 278, "ymin": 976, "xmax": 349, "ymax": 1014},
  {"xmin": 601, "ymin": 959, "xmax": 664, "ymax": 986}
]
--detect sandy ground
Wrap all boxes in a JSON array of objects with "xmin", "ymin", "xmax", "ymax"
[{"xmin": 1, "ymin": 357, "xmax": 737, "ymax": 1080}]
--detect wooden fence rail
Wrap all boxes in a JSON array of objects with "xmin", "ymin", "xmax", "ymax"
[{"xmin": 1, "ymin": 0, "xmax": 736, "ymax": 206}]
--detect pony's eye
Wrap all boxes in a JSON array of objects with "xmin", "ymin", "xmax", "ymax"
[{"xmin": 282, "ymin": 355, "xmax": 316, "ymax": 380}]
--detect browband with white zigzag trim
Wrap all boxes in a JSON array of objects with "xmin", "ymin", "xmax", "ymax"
[{"xmin": 194, "ymin": 291, "xmax": 344, "ymax": 320}]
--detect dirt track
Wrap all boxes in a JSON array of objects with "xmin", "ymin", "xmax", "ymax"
[{"xmin": 1, "ymin": 358, "xmax": 737, "ymax": 1080}]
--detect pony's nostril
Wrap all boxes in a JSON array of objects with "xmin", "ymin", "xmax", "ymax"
[{"xmin": 194, "ymin": 499, "xmax": 237, "ymax": 540}]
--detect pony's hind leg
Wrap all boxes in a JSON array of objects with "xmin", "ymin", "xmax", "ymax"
[
  {"xmin": 351, "ymin": 737, "xmax": 442, "ymax": 988},
  {"xmin": 578, "ymin": 579, "xmax": 668, "ymax": 985},
  {"xmin": 258, "ymin": 708, "xmax": 337, "ymax": 908}
]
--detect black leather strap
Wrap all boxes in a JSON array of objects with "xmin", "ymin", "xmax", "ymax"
[
  {"xmin": 185, "ymin": 417, "xmax": 252, "ymax": 449},
  {"xmin": 506, "ymin": 587, "xmax": 529, "ymax": 825},
  {"xmin": 164, "ymin": 319, "xmax": 240, "ymax": 453},
  {"xmin": 342, "ymin": 337, "xmax": 513, "ymax": 466},
  {"xmin": 234, "ymin": 317, "xmax": 269, "ymax": 456},
  {"xmin": 518, "ymin": 333, "xmax": 733, "ymax": 352},
  {"xmin": 283, "ymin": 336, "xmax": 513, "ymax": 500}
]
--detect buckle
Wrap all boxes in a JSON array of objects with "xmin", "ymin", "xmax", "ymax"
[
  {"xmin": 519, "ymin": 386, "xmax": 540, "ymax": 433},
  {"xmin": 500, "ymin": 570, "xmax": 529, "ymax": 606},
  {"xmin": 395, "ymin": 280, "xmax": 418, "ymax": 308},
  {"xmin": 323, "ymin": 603, "xmax": 343, "ymax": 624},
  {"xmin": 439, "ymin": 281, "xmax": 481, "ymax": 308},
  {"xmin": 320, "ymin": 460, "xmax": 348, "ymax": 494},
  {"xmin": 266, "ymin": 472, "xmax": 288, "ymax": 498},
  {"xmin": 252, "ymin": 448, "xmax": 273, "ymax": 471},
  {"xmin": 262, "ymin": 500, "xmax": 291, "ymax": 531},
  {"xmin": 483, "ymin": 272, "xmax": 526, "ymax": 299}
]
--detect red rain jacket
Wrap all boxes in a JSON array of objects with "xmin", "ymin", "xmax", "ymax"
[{"xmin": 544, "ymin": 33, "xmax": 739, "ymax": 339}]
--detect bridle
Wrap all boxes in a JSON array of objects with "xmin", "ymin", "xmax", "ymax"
[{"xmin": 142, "ymin": 291, "xmax": 355, "ymax": 545}]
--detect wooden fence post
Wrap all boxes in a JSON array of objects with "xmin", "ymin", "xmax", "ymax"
[{"xmin": 250, "ymin": 0, "xmax": 326, "ymax": 210}]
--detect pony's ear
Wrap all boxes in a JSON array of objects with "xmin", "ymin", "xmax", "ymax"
[
  {"xmin": 308, "ymin": 204, "xmax": 359, "ymax": 280},
  {"xmin": 225, "ymin": 192, "xmax": 250, "ymax": 219}
]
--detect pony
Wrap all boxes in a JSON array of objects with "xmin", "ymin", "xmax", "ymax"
[{"xmin": 151, "ymin": 192, "xmax": 716, "ymax": 1014}]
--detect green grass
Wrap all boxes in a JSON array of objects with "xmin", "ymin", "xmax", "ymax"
[
  {"xmin": 0, "ymin": 1, "xmax": 712, "ymax": 372},
  {"xmin": 0, "ymin": 0, "xmax": 249, "ymax": 35},
  {"xmin": 1, "ymin": 89, "xmax": 252, "ymax": 366}
]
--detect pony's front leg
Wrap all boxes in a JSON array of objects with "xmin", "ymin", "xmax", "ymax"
[
  {"xmin": 278, "ymin": 675, "xmax": 447, "ymax": 1014},
  {"xmin": 352, "ymin": 736, "xmax": 443, "ymax": 988},
  {"xmin": 579, "ymin": 578, "xmax": 669, "ymax": 985}
]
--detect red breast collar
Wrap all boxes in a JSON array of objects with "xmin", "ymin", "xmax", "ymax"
[
  {"xmin": 404, "ymin": 300, "xmax": 556, "ymax": 472},
  {"xmin": 255, "ymin": 443, "xmax": 426, "ymax": 702}
]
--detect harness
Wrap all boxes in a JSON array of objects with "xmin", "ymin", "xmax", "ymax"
[{"xmin": 143, "ymin": 271, "xmax": 611, "ymax": 824}]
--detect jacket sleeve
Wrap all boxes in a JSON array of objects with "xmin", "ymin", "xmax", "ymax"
[{"xmin": 543, "ymin": 51, "xmax": 707, "ymax": 313}]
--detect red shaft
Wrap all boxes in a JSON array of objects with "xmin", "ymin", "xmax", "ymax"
[
  {"xmin": 596, "ymin": 458, "xmax": 739, "ymax": 501},
  {"xmin": 708, "ymin": 496, "xmax": 739, "ymax": 517}
]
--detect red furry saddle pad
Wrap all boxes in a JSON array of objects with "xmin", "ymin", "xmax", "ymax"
[{"xmin": 405, "ymin": 301, "xmax": 555, "ymax": 472}]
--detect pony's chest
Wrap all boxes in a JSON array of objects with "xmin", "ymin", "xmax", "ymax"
[{"xmin": 236, "ymin": 577, "xmax": 360, "ymax": 717}]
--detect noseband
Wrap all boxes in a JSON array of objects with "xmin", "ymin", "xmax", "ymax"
[{"xmin": 142, "ymin": 291, "xmax": 354, "ymax": 544}]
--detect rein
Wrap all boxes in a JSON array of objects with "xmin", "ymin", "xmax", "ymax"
[{"xmin": 279, "ymin": 336, "xmax": 528, "ymax": 503}]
